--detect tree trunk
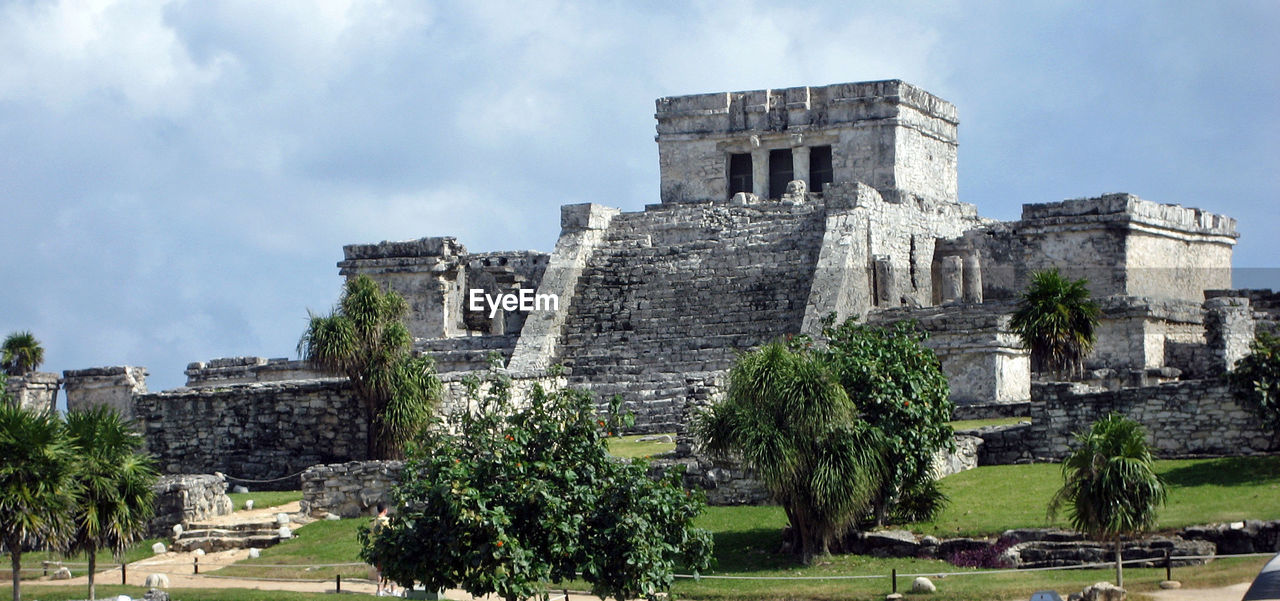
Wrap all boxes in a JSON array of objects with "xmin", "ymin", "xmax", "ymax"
[
  {"xmin": 1114, "ymin": 538, "xmax": 1123, "ymax": 588},
  {"xmin": 87, "ymin": 552, "xmax": 96, "ymax": 601},
  {"xmin": 10, "ymin": 548, "xmax": 20, "ymax": 601}
]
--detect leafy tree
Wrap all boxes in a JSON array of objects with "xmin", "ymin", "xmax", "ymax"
[
  {"xmin": 813, "ymin": 318, "xmax": 954, "ymax": 524},
  {"xmin": 1010, "ymin": 269, "xmax": 1101, "ymax": 377},
  {"xmin": 299, "ymin": 275, "xmax": 442, "ymax": 459},
  {"xmin": 63, "ymin": 406, "xmax": 158, "ymax": 601},
  {"xmin": 1230, "ymin": 332, "xmax": 1280, "ymax": 437},
  {"xmin": 1, "ymin": 332, "xmax": 43, "ymax": 377},
  {"xmin": 361, "ymin": 368, "xmax": 711, "ymax": 601},
  {"xmin": 697, "ymin": 341, "xmax": 890, "ymax": 564},
  {"xmin": 1049, "ymin": 413, "xmax": 1166, "ymax": 588},
  {"xmin": 0, "ymin": 403, "xmax": 79, "ymax": 601}
]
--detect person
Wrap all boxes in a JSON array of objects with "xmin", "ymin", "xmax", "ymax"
[{"xmin": 370, "ymin": 502, "xmax": 397, "ymax": 597}]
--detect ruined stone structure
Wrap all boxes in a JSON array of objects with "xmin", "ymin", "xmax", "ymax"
[
  {"xmin": 3, "ymin": 371, "xmax": 60, "ymax": 414},
  {"xmin": 54, "ymin": 79, "xmax": 1271, "ymax": 486}
]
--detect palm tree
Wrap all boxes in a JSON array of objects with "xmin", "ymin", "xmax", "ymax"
[
  {"xmin": 697, "ymin": 342, "xmax": 889, "ymax": 565},
  {"xmin": 0, "ymin": 403, "xmax": 79, "ymax": 601},
  {"xmin": 1, "ymin": 333, "xmax": 44, "ymax": 377},
  {"xmin": 299, "ymin": 275, "xmax": 441, "ymax": 459},
  {"xmin": 1049, "ymin": 413, "xmax": 1166, "ymax": 588},
  {"xmin": 1010, "ymin": 269, "xmax": 1101, "ymax": 378},
  {"xmin": 63, "ymin": 406, "xmax": 158, "ymax": 601}
]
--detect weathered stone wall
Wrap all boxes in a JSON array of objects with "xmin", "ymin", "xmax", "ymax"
[
  {"xmin": 1090, "ymin": 296, "xmax": 1205, "ymax": 371},
  {"xmin": 134, "ymin": 379, "xmax": 368, "ymax": 488},
  {"xmin": 869, "ymin": 302, "xmax": 1030, "ymax": 405},
  {"xmin": 147, "ymin": 474, "xmax": 233, "ymax": 538},
  {"xmin": 654, "ymin": 80, "xmax": 958, "ymax": 205},
  {"xmin": 185, "ymin": 357, "xmax": 327, "ymax": 388},
  {"xmin": 962, "ymin": 422, "xmax": 1036, "ymax": 466},
  {"xmin": 63, "ymin": 366, "xmax": 148, "ymax": 418},
  {"xmin": 951, "ymin": 401, "xmax": 1030, "ymax": 421},
  {"xmin": 300, "ymin": 460, "xmax": 402, "ymax": 519},
  {"xmin": 1029, "ymin": 380, "xmax": 1275, "ymax": 460},
  {"xmin": 337, "ymin": 237, "xmax": 470, "ymax": 340},
  {"xmin": 970, "ymin": 194, "xmax": 1236, "ymax": 304},
  {"xmin": 3, "ymin": 372, "xmax": 59, "ymax": 414},
  {"xmin": 800, "ymin": 182, "xmax": 984, "ymax": 332},
  {"xmin": 418, "ymin": 334, "xmax": 518, "ymax": 374}
]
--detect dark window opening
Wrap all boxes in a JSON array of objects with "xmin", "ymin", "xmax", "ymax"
[
  {"xmin": 768, "ymin": 148, "xmax": 793, "ymax": 199},
  {"xmin": 728, "ymin": 153, "xmax": 753, "ymax": 197},
  {"xmin": 810, "ymin": 145, "xmax": 833, "ymax": 194}
]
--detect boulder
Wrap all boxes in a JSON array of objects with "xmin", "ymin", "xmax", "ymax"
[
  {"xmin": 144, "ymin": 573, "xmax": 171, "ymax": 588},
  {"xmin": 278, "ymin": 526, "xmax": 293, "ymax": 539},
  {"xmin": 1080, "ymin": 582, "xmax": 1125, "ymax": 601},
  {"xmin": 911, "ymin": 576, "xmax": 936, "ymax": 593},
  {"xmin": 245, "ymin": 499, "xmax": 254, "ymax": 510},
  {"xmin": 171, "ymin": 524, "xmax": 183, "ymax": 537},
  {"xmin": 232, "ymin": 485, "xmax": 249, "ymax": 494},
  {"xmin": 841, "ymin": 529, "xmax": 920, "ymax": 557},
  {"xmin": 151, "ymin": 542, "xmax": 167, "ymax": 555},
  {"xmin": 52, "ymin": 566, "xmax": 72, "ymax": 580},
  {"xmin": 276, "ymin": 512, "xmax": 290, "ymax": 525},
  {"xmin": 143, "ymin": 588, "xmax": 171, "ymax": 601},
  {"xmin": 193, "ymin": 548, "xmax": 205, "ymax": 556},
  {"xmin": 248, "ymin": 548, "xmax": 261, "ymax": 558}
]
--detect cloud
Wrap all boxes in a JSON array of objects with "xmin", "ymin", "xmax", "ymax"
[{"xmin": 0, "ymin": 0, "xmax": 1275, "ymax": 391}]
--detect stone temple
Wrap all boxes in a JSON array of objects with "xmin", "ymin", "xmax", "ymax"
[{"xmin": 15, "ymin": 80, "xmax": 1277, "ymax": 491}]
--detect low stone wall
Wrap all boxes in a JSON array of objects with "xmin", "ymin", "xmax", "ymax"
[
  {"xmin": 184, "ymin": 357, "xmax": 327, "ymax": 388},
  {"xmin": 147, "ymin": 474, "xmax": 233, "ymax": 538},
  {"xmin": 134, "ymin": 379, "xmax": 369, "ymax": 489},
  {"xmin": 961, "ymin": 422, "xmax": 1035, "ymax": 466},
  {"xmin": 951, "ymin": 401, "xmax": 1030, "ymax": 421},
  {"xmin": 300, "ymin": 460, "xmax": 403, "ymax": 519},
  {"xmin": 1029, "ymin": 379, "xmax": 1276, "ymax": 460}
]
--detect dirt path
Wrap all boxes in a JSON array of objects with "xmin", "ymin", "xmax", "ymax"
[{"xmin": 1145, "ymin": 581, "xmax": 1251, "ymax": 601}]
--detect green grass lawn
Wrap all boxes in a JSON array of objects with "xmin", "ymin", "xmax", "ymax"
[
  {"xmin": 948, "ymin": 416, "xmax": 1030, "ymax": 431},
  {"xmin": 1, "ymin": 538, "xmax": 163, "ymax": 581},
  {"xmin": 18, "ymin": 584, "xmax": 363, "ymax": 601},
  {"xmin": 211, "ymin": 517, "xmax": 370, "ymax": 581},
  {"xmin": 228, "ymin": 489, "xmax": 302, "ymax": 512},
  {"xmin": 907, "ymin": 455, "xmax": 1280, "ymax": 537},
  {"xmin": 607, "ymin": 432, "xmax": 677, "ymax": 458}
]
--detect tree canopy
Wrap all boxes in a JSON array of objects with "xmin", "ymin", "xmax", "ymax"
[
  {"xmin": 299, "ymin": 275, "xmax": 442, "ymax": 459},
  {"xmin": 697, "ymin": 340, "xmax": 889, "ymax": 564},
  {"xmin": 63, "ymin": 406, "xmax": 158, "ymax": 601},
  {"xmin": 1, "ymin": 332, "xmax": 43, "ymax": 377},
  {"xmin": 361, "ymin": 368, "xmax": 711, "ymax": 601},
  {"xmin": 1049, "ymin": 413, "xmax": 1166, "ymax": 588},
  {"xmin": 1230, "ymin": 332, "xmax": 1280, "ymax": 438},
  {"xmin": 0, "ymin": 402, "xmax": 79, "ymax": 601},
  {"xmin": 1010, "ymin": 269, "xmax": 1101, "ymax": 377}
]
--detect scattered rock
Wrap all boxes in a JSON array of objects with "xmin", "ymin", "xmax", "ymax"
[
  {"xmin": 276, "ymin": 512, "xmax": 290, "ymax": 525},
  {"xmin": 1080, "ymin": 581, "xmax": 1125, "ymax": 601},
  {"xmin": 193, "ymin": 548, "xmax": 206, "ymax": 556},
  {"xmin": 325, "ymin": 512, "xmax": 341, "ymax": 521},
  {"xmin": 1159, "ymin": 581, "xmax": 1181, "ymax": 589},
  {"xmin": 637, "ymin": 434, "xmax": 674, "ymax": 443},
  {"xmin": 248, "ymin": 548, "xmax": 261, "ymax": 558},
  {"xmin": 144, "ymin": 573, "xmax": 171, "ymax": 588},
  {"xmin": 278, "ymin": 526, "xmax": 292, "ymax": 539},
  {"xmin": 885, "ymin": 594, "xmax": 903, "ymax": 601},
  {"xmin": 143, "ymin": 587, "xmax": 171, "ymax": 601},
  {"xmin": 245, "ymin": 499, "xmax": 254, "ymax": 510},
  {"xmin": 51, "ymin": 566, "xmax": 72, "ymax": 580},
  {"xmin": 911, "ymin": 576, "xmax": 936, "ymax": 593},
  {"xmin": 232, "ymin": 485, "xmax": 249, "ymax": 494},
  {"xmin": 151, "ymin": 542, "xmax": 167, "ymax": 554}
]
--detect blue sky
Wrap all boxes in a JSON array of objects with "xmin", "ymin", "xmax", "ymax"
[{"xmin": 2, "ymin": 0, "xmax": 1277, "ymax": 392}]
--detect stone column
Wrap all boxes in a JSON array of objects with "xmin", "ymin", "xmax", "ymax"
[
  {"xmin": 939, "ymin": 256, "xmax": 963, "ymax": 304},
  {"xmin": 1205, "ymin": 297, "xmax": 1255, "ymax": 374},
  {"xmin": 792, "ymin": 145, "xmax": 810, "ymax": 190},
  {"xmin": 874, "ymin": 255, "xmax": 897, "ymax": 307},
  {"xmin": 962, "ymin": 252, "xmax": 984, "ymax": 304},
  {"xmin": 751, "ymin": 148, "xmax": 768, "ymax": 199}
]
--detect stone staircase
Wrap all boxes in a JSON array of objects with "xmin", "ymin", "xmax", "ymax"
[
  {"xmin": 171, "ymin": 520, "xmax": 287, "ymax": 553},
  {"xmin": 556, "ymin": 201, "xmax": 826, "ymax": 432}
]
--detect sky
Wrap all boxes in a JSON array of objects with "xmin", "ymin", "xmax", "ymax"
[{"xmin": 1, "ymin": 0, "xmax": 1277, "ymax": 393}]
